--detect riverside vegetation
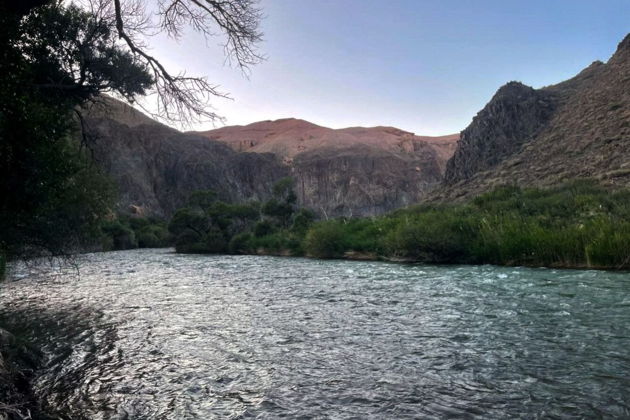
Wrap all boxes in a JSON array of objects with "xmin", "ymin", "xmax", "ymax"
[
  {"xmin": 0, "ymin": 0, "xmax": 263, "ymax": 415},
  {"xmin": 8, "ymin": 175, "xmax": 624, "ymax": 279},
  {"xmin": 170, "ymin": 179, "xmax": 630, "ymax": 270}
]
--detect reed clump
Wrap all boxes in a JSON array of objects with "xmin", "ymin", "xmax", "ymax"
[{"xmin": 302, "ymin": 181, "xmax": 630, "ymax": 269}]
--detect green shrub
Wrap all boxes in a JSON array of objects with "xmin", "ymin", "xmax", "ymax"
[
  {"xmin": 174, "ymin": 229, "xmax": 204, "ymax": 253},
  {"xmin": 101, "ymin": 220, "xmax": 137, "ymax": 250},
  {"xmin": 229, "ymin": 232, "xmax": 253, "ymax": 254},
  {"xmin": 126, "ymin": 216, "xmax": 150, "ymax": 231},
  {"xmin": 251, "ymin": 232, "xmax": 286, "ymax": 252},
  {"xmin": 383, "ymin": 210, "xmax": 475, "ymax": 262},
  {"xmin": 303, "ymin": 221, "xmax": 346, "ymax": 258},
  {"xmin": 203, "ymin": 228, "xmax": 228, "ymax": 253},
  {"xmin": 585, "ymin": 220, "xmax": 630, "ymax": 268},
  {"xmin": 254, "ymin": 220, "xmax": 276, "ymax": 237},
  {"xmin": 99, "ymin": 216, "xmax": 170, "ymax": 251},
  {"xmin": 137, "ymin": 224, "xmax": 170, "ymax": 248}
]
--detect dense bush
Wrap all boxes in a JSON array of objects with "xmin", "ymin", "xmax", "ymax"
[
  {"xmin": 203, "ymin": 228, "xmax": 228, "ymax": 253},
  {"xmin": 229, "ymin": 232, "xmax": 253, "ymax": 254},
  {"xmin": 303, "ymin": 221, "xmax": 347, "ymax": 258},
  {"xmin": 301, "ymin": 181, "xmax": 630, "ymax": 269},
  {"xmin": 101, "ymin": 216, "xmax": 171, "ymax": 251},
  {"xmin": 383, "ymin": 210, "xmax": 474, "ymax": 262},
  {"xmin": 101, "ymin": 220, "xmax": 137, "ymax": 250},
  {"xmin": 171, "ymin": 180, "xmax": 630, "ymax": 270},
  {"xmin": 174, "ymin": 230, "xmax": 205, "ymax": 253},
  {"xmin": 137, "ymin": 225, "xmax": 170, "ymax": 248},
  {"xmin": 171, "ymin": 180, "xmax": 311, "ymax": 255},
  {"xmin": 254, "ymin": 220, "xmax": 276, "ymax": 237}
]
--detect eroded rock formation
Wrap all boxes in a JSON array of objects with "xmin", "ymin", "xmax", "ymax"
[
  {"xmin": 435, "ymin": 34, "xmax": 629, "ymax": 200},
  {"xmin": 83, "ymin": 99, "xmax": 458, "ymax": 217}
]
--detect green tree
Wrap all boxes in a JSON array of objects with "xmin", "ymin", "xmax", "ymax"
[
  {"xmin": 262, "ymin": 177, "xmax": 298, "ymax": 227},
  {"xmin": 0, "ymin": 0, "xmax": 265, "ymax": 277},
  {"xmin": 0, "ymin": 3, "xmax": 153, "ymax": 269}
]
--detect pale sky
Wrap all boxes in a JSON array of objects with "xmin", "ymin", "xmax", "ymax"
[{"xmin": 138, "ymin": 0, "xmax": 629, "ymax": 136}]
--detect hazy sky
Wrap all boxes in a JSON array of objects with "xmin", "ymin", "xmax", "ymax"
[{"xmin": 143, "ymin": 0, "xmax": 629, "ymax": 136}]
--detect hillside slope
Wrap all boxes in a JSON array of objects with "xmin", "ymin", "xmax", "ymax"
[{"xmin": 435, "ymin": 33, "xmax": 630, "ymax": 200}]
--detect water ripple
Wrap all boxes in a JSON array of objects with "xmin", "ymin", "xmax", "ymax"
[{"xmin": 1, "ymin": 249, "xmax": 629, "ymax": 418}]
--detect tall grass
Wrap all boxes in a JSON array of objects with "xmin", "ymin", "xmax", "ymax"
[
  {"xmin": 302, "ymin": 181, "xmax": 630, "ymax": 269},
  {"xmin": 171, "ymin": 180, "xmax": 630, "ymax": 269}
]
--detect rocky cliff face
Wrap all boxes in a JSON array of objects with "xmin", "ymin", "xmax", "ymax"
[
  {"xmin": 292, "ymin": 142, "xmax": 443, "ymax": 217},
  {"xmin": 436, "ymin": 33, "xmax": 629, "ymax": 200},
  {"xmin": 84, "ymin": 99, "xmax": 458, "ymax": 218},
  {"xmin": 444, "ymin": 82, "xmax": 559, "ymax": 184},
  {"xmin": 196, "ymin": 119, "xmax": 457, "ymax": 217},
  {"xmin": 83, "ymin": 101, "xmax": 289, "ymax": 218}
]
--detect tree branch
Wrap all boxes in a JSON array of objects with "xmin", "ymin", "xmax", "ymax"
[{"xmin": 107, "ymin": 0, "xmax": 263, "ymax": 125}]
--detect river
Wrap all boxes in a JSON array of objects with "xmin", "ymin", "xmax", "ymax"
[{"xmin": 1, "ymin": 249, "xmax": 629, "ymax": 418}]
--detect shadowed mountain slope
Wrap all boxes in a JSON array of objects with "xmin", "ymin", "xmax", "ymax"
[
  {"xmin": 83, "ymin": 99, "xmax": 458, "ymax": 217},
  {"xmin": 434, "ymin": 33, "xmax": 630, "ymax": 201}
]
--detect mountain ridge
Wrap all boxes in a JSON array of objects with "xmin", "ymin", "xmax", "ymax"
[
  {"xmin": 192, "ymin": 118, "xmax": 458, "ymax": 165},
  {"xmin": 83, "ymin": 99, "xmax": 457, "ymax": 218},
  {"xmin": 435, "ymin": 33, "xmax": 629, "ymax": 201}
]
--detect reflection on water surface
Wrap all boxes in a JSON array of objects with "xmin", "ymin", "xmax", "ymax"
[{"xmin": 1, "ymin": 249, "xmax": 629, "ymax": 418}]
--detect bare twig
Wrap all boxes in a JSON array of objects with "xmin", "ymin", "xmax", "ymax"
[{"xmin": 69, "ymin": 0, "xmax": 266, "ymax": 125}]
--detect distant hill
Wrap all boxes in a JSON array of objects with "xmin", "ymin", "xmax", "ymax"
[
  {"xmin": 434, "ymin": 33, "xmax": 630, "ymax": 200},
  {"xmin": 192, "ymin": 119, "xmax": 458, "ymax": 216},
  {"xmin": 194, "ymin": 119, "xmax": 457, "ymax": 171},
  {"xmin": 82, "ymin": 99, "xmax": 458, "ymax": 218}
]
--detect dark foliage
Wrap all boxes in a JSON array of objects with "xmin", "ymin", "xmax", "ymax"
[
  {"xmin": 100, "ymin": 216, "xmax": 170, "ymax": 251},
  {"xmin": 171, "ymin": 178, "xmax": 312, "ymax": 255},
  {"xmin": 0, "ymin": 2, "xmax": 153, "ymax": 273}
]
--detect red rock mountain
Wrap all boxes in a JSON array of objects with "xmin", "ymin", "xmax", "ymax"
[
  {"xmin": 195, "ymin": 119, "xmax": 457, "ymax": 167},
  {"xmin": 83, "ymin": 99, "xmax": 458, "ymax": 218},
  {"xmin": 192, "ymin": 120, "xmax": 459, "ymax": 216}
]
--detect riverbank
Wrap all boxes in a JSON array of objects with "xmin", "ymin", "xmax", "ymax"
[
  {"xmin": 172, "ymin": 181, "xmax": 630, "ymax": 271},
  {"xmin": 249, "ymin": 247, "xmax": 629, "ymax": 271}
]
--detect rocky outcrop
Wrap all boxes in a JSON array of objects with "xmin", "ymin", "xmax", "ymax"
[
  {"xmin": 444, "ymin": 82, "xmax": 558, "ymax": 184},
  {"xmin": 435, "ymin": 33, "xmax": 629, "ymax": 200},
  {"xmin": 84, "ymin": 99, "xmax": 458, "ymax": 218},
  {"xmin": 83, "ymin": 103, "xmax": 289, "ymax": 218},
  {"xmin": 292, "ymin": 143, "xmax": 443, "ymax": 217}
]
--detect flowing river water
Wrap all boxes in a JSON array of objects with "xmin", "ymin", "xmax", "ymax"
[{"xmin": 1, "ymin": 248, "xmax": 629, "ymax": 419}]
